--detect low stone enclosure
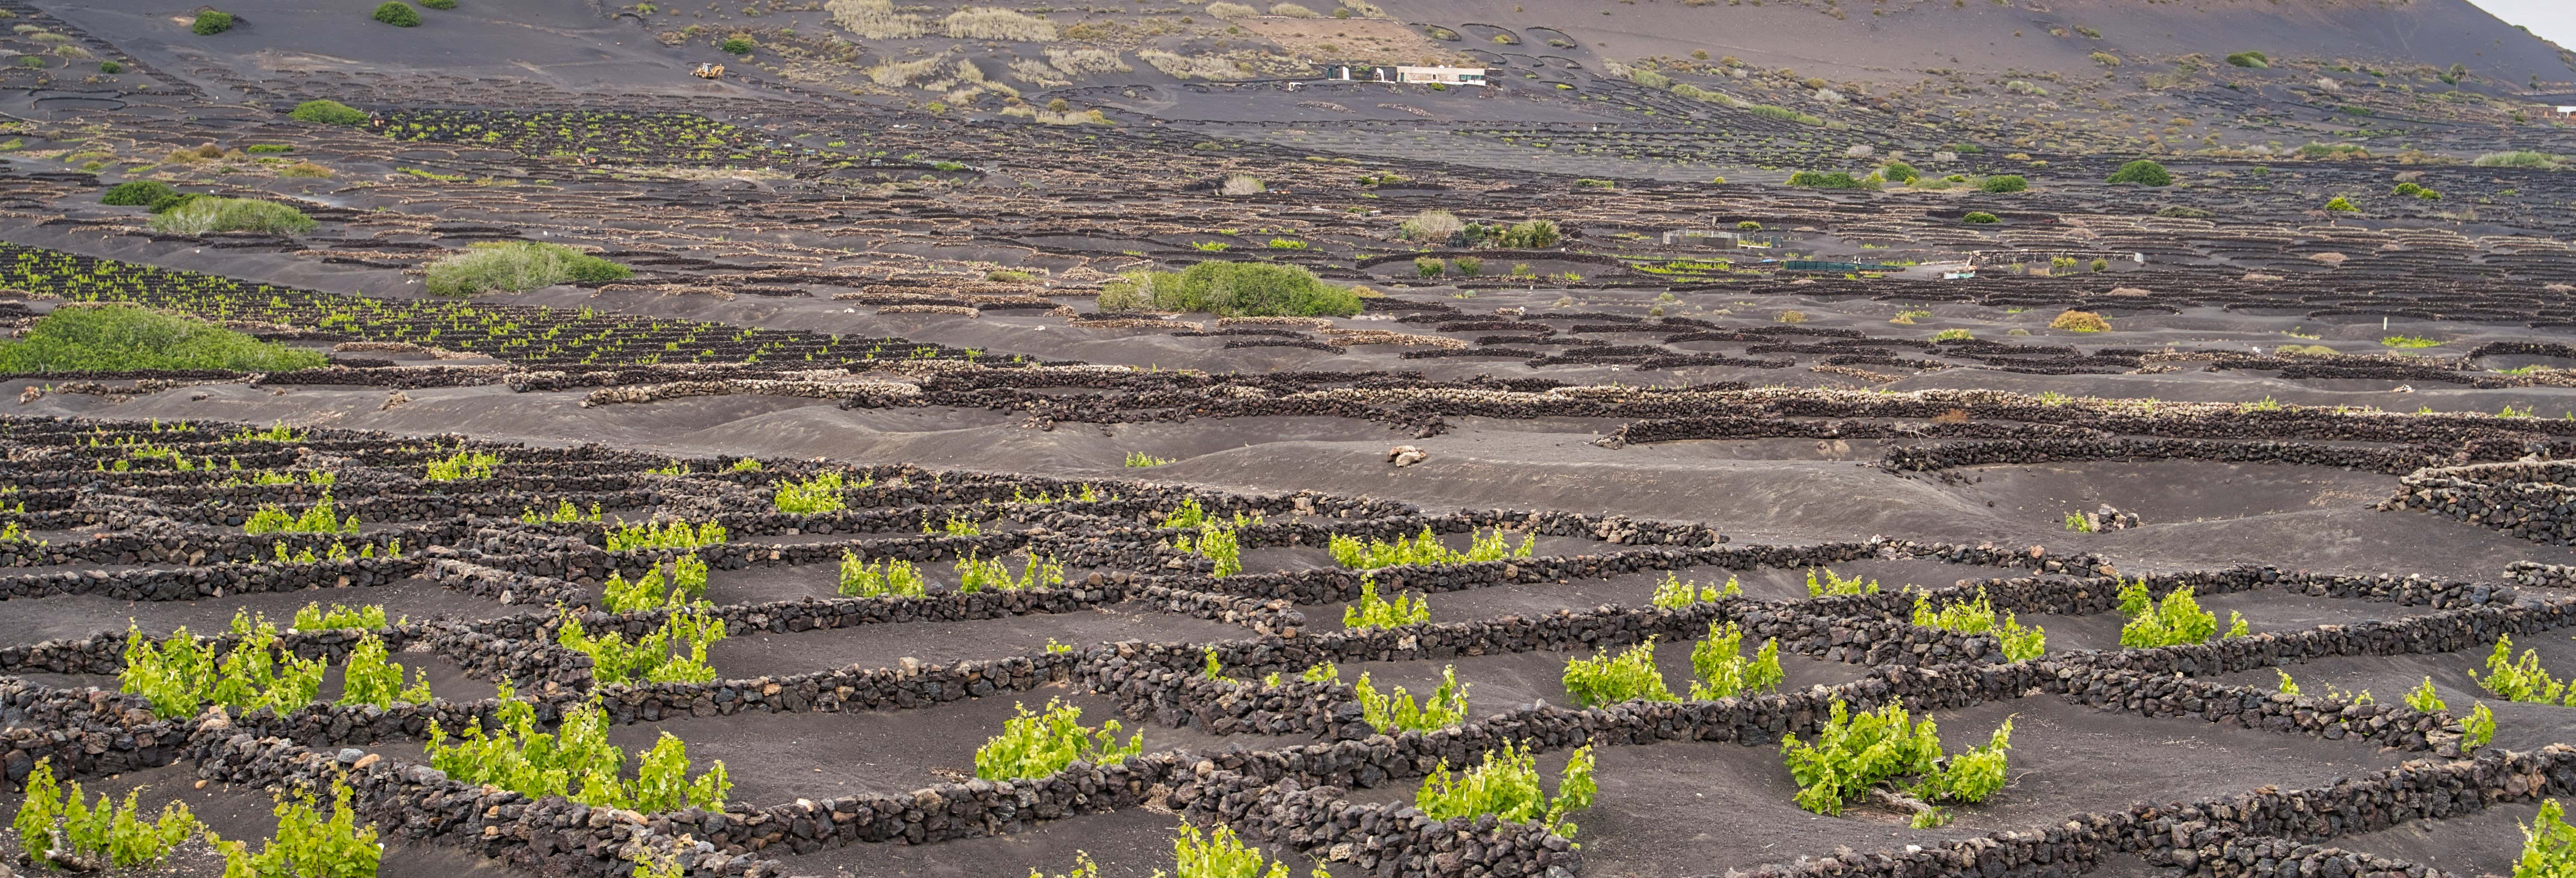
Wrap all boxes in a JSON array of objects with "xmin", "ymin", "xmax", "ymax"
[{"xmin": 0, "ymin": 413, "xmax": 2568, "ymax": 878}]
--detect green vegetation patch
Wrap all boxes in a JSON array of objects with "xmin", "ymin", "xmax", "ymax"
[
  {"xmin": 423, "ymin": 241, "xmax": 634, "ymax": 296},
  {"xmin": 372, "ymin": 2, "xmax": 422, "ymax": 26},
  {"xmin": 289, "ymin": 100, "xmax": 369, "ymax": 126},
  {"xmin": 149, "ymin": 197, "xmax": 317, "ymax": 235},
  {"xmin": 0, "ymin": 304, "xmax": 325, "ymax": 372},
  {"xmin": 1096, "ymin": 260, "xmax": 1359, "ymax": 318}
]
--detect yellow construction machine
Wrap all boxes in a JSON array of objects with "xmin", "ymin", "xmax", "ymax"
[{"xmin": 691, "ymin": 62, "xmax": 724, "ymax": 80}]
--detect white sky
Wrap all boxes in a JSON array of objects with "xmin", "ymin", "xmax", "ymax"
[{"xmin": 2472, "ymin": 0, "xmax": 2576, "ymax": 50}]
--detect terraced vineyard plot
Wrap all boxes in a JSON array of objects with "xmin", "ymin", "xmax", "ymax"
[
  {"xmin": 0, "ymin": 244, "xmax": 998, "ymax": 368},
  {"xmin": 374, "ymin": 109, "xmax": 812, "ymax": 169},
  {"xmin": 13, "ymin": 2, "xmax": 2576, "ymax": 875},
  {"xmin": 704, "ymin": 601, "xmax": 1258, "ymax": 678},
  {"xmin": 0, "ymin": 411, "xmax": 2558, "ymax": 878}
]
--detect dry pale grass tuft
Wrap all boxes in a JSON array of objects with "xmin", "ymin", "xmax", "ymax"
[
  {"xmin": 1139, "ymin": 49, "xmax": 1247, "ymax": 80},
  {"xmin": 869, "ymin": 56, "xmax": 946, "ymax": 87},
  {"xmin": 1205, "ymin": 1, "xmax": 1259, "ymax": 16},
  {"xmin": 2307, "ymin": 252, "xmax": 2347, "ymax": 265},
  {"xmin": 1007, "ymin": 58, "xmax": 1067, "ymax": 86},
  {"xmin": 944, "ymin": 7, "xmax": 1056, "ymax": 41},
  {"xmin": 1048, "ymin": 47, "xmax": 1131, "ymax": 76},
  {"xmin": 1323, "ymin": 328, "xmax": 1468, "ymax": 349},
  {"xmin": 1270, "ymin": 2, "xmax": 1320, "ymax": 15},
  {"xmin": 826, "ymin": 0, "xmax": 926, "ymax": 38}
]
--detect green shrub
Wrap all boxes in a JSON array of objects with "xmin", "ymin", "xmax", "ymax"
[
  {"xmin": 149, "ymin": 197, "xmax": 316, "ymax": 235},
  {"xmin": 13, "ymin": 758, "xmax": 197, "ymax": 871},
  {"xmin": 954, "ymin": 551, "xmax": 1066, "ymax": 592},
  {"xmin": 1416, "ymin": 741, "xmax": 1595, "ymax": 838},
  {"xmin": 2392, "ymin": 182, "xmax": 2443, "ymax": 200},
  {"xmin": 338, "ymin": 632, "xmax": 432, "ymax": 707},
  {"xmin": 1781, "ymin": 699, "xmax": 2012, "ymax": 818},
  {"xmin": 146, "ymin": 192, "xmax": 202, "ymax": 214},
  {"xmin": 2473, "ymin": 634, "xmax": 2576, "ymax": 705},
  {"xmin": 207, "ymin": 778, "xmax": 378, "ymax": 878},
  {"xmin": 120, "ymin": 617, "xmax": 325, "ymax": 719},
  {"xmin": 1500, "ymin": 219, "xmax": 1561, "ymax": 248},
  {"xmin": 2324, "ymin": 195, "xmax": 2358, "ymax": 212},
  {"xmin": 1173, "ymin": 521, "xmax": 1242, "ymax": 576},
  {"xmin": 2156, "ymin": 205, "xmax": 2212, "ymax": 218},
  {"xmin": 837, "ymin": 551, "xmax": 927, "ymax": 597},
  {"xmin": 1329, "ymin": 525, "xmax": 1530, "ymax": 569},
  {"xmin": 2298, "ymin": 143, "xmax": 2370, "ymax": 160},
  {"xmin": 1165, "ymin": 825, "xmax": 1296, "ymax": 878},
  {"xmin": 2106, "ymin": 159, "xmax": 2171, "ymax": 186},
  {"xmin": 1746, "ymin": 104, "xmax": 1823, "ymax": 125},
  {"xmin": 1689, "ymin": 621, "xmax": 1783, "ymax": 699},
  {"xmin": 1356, "ymin": 665, "xmax": 1468, "ymax": 733},
  {"xmin": 422, "ymin": 241, "xmax": 630, "ymax": 295},
  {"xmin": 192, "ymin": 10, "xmax": 236, "ymax": 35},
  {"xmin": 428, "ymin": 690, "xmax": 730, "ymax": 811},
  {"xmin": 773, "ymin": 470, "xmax": 854, "ymax": 513},
  {"xmin": 605, "ymin": 519, "xmax": 726, "ymax": 552},
  {"xmin": 1415, "ymin": 256, "xmax": 1445, "ymax": 278},
  {"xmin": 974, "ymin": 698, "xmax": 1141, "ymax": 779},
  {"xmin": 555, "ymin": 606, "xmax": 724, "ymax": 684},
  {"xmin": 1344, "ymin": 579, "xmax": 1430, "ymax": 628},
  {"xmin": 289, "ymin": 100, "xmax": 369, "ymax": 126},
  {"xmin": 293, "ymin": 602, "xmax": 389, "ymax": 631},
  {"xmin": 100, "ymin": 180, "xmax": 178, "ymax": 206},
  {"xmin": 98, "ymin": 60, "xmax": 122, "ymax": 73},
  {"xmin": 1805, "ymin": 567, "xmax": 1879, "ymax": 596},
  {"xmin": 1911, "ymin": 589, "xmax": 2046, "ymax": 661},
  {"xmin": 1962, "ymin": 211, "xmax": 1999, "ymax": 224},
  {"xmin": 1879, "ymin": 162, "xmax": 1920, "ymax": 183},
  {"xmin": 602, "ymin": 556, "xmax": 709, "ymax": 612},
  {"xmin": 1649, "ymin": 571, "xmax": 1740, "ymax": 609},
  {"xmin": 2522, "ymin": 798, "xmax": 2576, "ymax": 878},
  {"xmin": 1787, "ymin": 170, "xmax": 1868, "ymax": 189},
  {"xmin": 243, "ymin": 493, "xmax": 357, "ymax": 535},
  {"xmin": 423, "ymin": 449, "xmax": 499, "ymax": 480},
  {"xmin": 421, "ymin": 0, "xmax": 458, "ymax": 7},
  {"xmin": 2115, "ymin": 580, "xmax": 2247, "ymax": 647},
  {"xmin": 1119, "ymin": 261, "xmax": 1360, "ymax": 317},
  {"xmin": 0, "ymin": 304, "xmax": 324, "ymax": 373},
  {"xmin": 372, "ymin": 2, "xmax": 422, "ymax": 26},
  {"xmin": 2224, "ymin": 51, "xmax": 2268, "ymax": 68},
  {"xmin": 1563, "ymin": 639, "xmax": 1678, "ymax": 706},
  {"xmin": 720, "ymin": 35, "xmax": 754, "ymax": 53},
  {"xmin": 1977, "ymin": 175, "xmax": 2028, "ymax": 193}
]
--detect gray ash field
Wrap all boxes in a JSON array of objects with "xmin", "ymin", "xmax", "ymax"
[{"xmin": 5, "ymin": 0, "xmax": 2576, "ymax": 877}]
